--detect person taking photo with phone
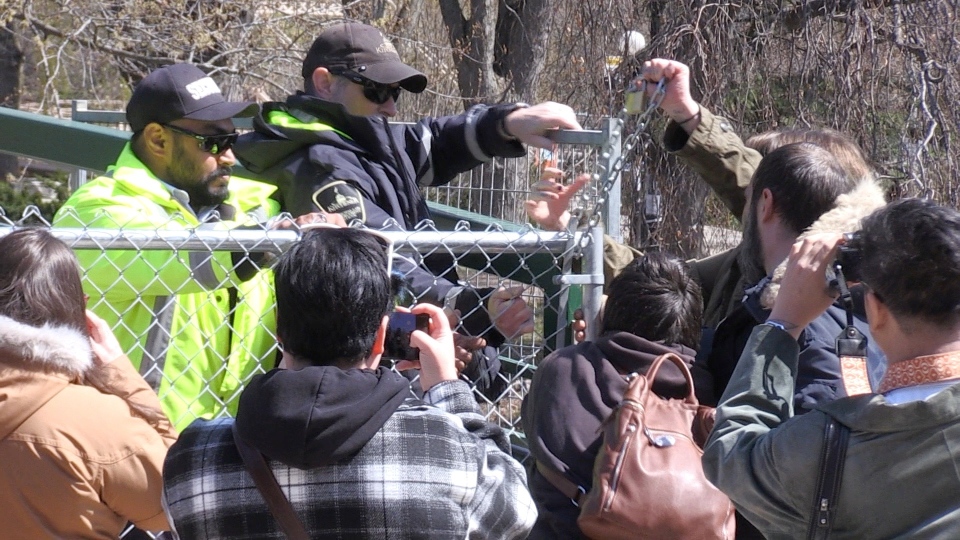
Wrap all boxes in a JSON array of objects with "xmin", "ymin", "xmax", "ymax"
[{"xmin": 162, "ymin": 226, "xmax": 536, "ymax": 539}]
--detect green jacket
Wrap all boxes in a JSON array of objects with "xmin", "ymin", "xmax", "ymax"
[
  {"xmin": 55, "ymin": 144, "xmax": 281, "ymax": 430},
  {"xmin": 704, "ymin": 325, "xmax": 960, "ymax": 539},
  {"xmin": 604, "ymin": 106, "xmax": 761, "ymax": 328}
]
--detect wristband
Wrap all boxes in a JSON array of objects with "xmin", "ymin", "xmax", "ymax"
[
  {"xmin": 676, "ymin": 106, "xmax": 702, "ymax": 126},
  {"xmin": 764, "ymin": 319, "xmax": 798, "ymax": 332}
]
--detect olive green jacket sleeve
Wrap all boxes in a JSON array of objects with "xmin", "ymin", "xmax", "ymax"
[
  {"xmin": 602, "ymin": 234, "xmax": 643, "ymax": 289},
  {"xmin": 663, "ymin": 106, "xmax": 763, "ymax": 220}
]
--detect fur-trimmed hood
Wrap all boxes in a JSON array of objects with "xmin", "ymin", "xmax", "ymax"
[
  {"xmin": 0, "ymin": 316, "xmax": 93, "ymax": 441},
  {"xmin": 0, "ymin": 315, "xmax": 92, "ymax": 376},
  {"xmin": 760, "ymin": 178, "xmax": 887, "ymax": 309}
]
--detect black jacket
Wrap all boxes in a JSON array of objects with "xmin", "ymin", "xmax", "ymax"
[{"xmin": 234, "ymin": 94, "xmax": 527, "ymax": 394}]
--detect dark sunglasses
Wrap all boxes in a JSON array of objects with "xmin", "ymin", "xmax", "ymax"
[
  {"xmin": 163, "ymin": 124, "xmax": 239, "ymax": 155},
  {"xmin": 332, "ymin": 69, "xmax": 402, "ymax": 105}
]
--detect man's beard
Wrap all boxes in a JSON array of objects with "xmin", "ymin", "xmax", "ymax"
[
  {"xmin": 738, "ymin": 203, "xmax": 767, "ymax": 285},
  {"xmin": 186, "ymin": 167, "xmax": 231, "ymax": 208},
  {"xmin": 167, "ymin": 139, "xmax": 231, "ymax": 208}
]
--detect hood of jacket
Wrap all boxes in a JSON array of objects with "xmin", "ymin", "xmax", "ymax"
[
  {"xmin": 594, "ymin": 332, "xmax": 706, "ymax": 400},
  {"xmin": 0, "ymin": 316, "xmax": 92, "ymax": 440},
  {"xmin": 522, "ymin": 332, "xmax": 705, "ymax": 483},
  {"xmin": 760, "ymin": 178, "xmax": 887, "ymax": 309},
  {"xmin": 235, "ymin": 93, "xmax": 384, "ymax": 179},
  {"xmin": 234, "ymin": 365, "xmax": 413, "ymax": 469}
]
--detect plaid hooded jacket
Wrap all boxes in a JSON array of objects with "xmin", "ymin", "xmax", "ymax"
[{"xmin": 163, "ymin": 367, "xmax": 536, "ymax": 539}]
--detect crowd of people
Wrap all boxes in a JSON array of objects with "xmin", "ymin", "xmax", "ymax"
[{"xmin": 2, "ymin": 20, "xmax": 960, "ymax": 540}]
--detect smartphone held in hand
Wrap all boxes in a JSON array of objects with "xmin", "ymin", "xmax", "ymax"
[{"xmin": 384, "ymin": 311, "xmax": 430, "ymax": 360}]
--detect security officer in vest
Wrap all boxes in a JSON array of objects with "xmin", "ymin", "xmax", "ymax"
[
  {"xmin": 235, "ymin": 22, "xmax": 582, "ymax": 396},
  {"xmin": 55, "ymin": 63, "xmax": 339, "ymax": 431}
]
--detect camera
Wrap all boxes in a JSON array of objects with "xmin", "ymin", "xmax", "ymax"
[
  {"xmin": 383, "ymin": 311, "xmax": 430, "ymax": 360},
  {"xmin": 834, "ymin": 232, "xmax": 863, "ymax": 283}
]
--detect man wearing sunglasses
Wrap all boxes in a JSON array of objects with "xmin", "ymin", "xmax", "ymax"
[
  {"xmin": 236, "ymin": 22, "xmax": 582, "ymax": 397},
  {"xmin": 56, "ymin": 64, "xmax": 339, "ymax": 432}
]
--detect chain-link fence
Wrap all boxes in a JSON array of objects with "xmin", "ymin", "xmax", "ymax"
[
  {"xmin": 423, "ymin": 117, "xmax": 625, "ymax": 239},
  {"xmin": 66, "ymin": 100, "xmax": 627, "ymax": 242},
  {"xmin": 0, "ymin": 211, "xmax": 602, "ymax": 448}
]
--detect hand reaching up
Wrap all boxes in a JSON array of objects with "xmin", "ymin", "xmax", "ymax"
[
  {"xmin": 525, "ymin": 167, "xmax": 591, "ymax": 231},
  {"xmin": 637, "ymin": 59, "xmax": 701, "ymax": 132}
]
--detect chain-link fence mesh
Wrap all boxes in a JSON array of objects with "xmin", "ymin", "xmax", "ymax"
[
  {"xmin": 0, "ymin": 210, "xmax": 601, "ymax": 450},
  {"xmin": 424, "ymin": 117, "xmax": 624, "ymax": 238},
  {"xmin": 63, "ymin": 102, "xmax": 627, "ymax": 242}
]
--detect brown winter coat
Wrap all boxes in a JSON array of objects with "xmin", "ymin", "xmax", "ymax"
[{"xmin": 0, "ymin": 316, "xmax": 176, "ymax": 539}]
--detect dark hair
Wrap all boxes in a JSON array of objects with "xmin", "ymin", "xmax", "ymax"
[
  {"xmin": 274, "ymin": 227, "xmax": 392, "ymax": 367},
  {"xmin": 0, "ymin": 228, "xmax": 88, "ymax": 335},
  {"xmin": 859, "ymin": 198, "xmax": 960, "ymax": 328},
  {"xmin": 749, "ymin": 142, "xmax": 858, "ymax": 235},
  {"xmin": 600, "ymin": 252, "xmax": 702, "ymax": 349},
  {"xmin": 745, "ymin": 128, "xmax": 875, "ymax": 182}
]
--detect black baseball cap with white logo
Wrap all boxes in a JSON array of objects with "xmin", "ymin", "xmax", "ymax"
[
  {"xmin": 126, "ymin": 63, "xmax": 258, "ymax": 132},
  {"xmin": 301, "ymin": 22, "xmax": 427, "ymax": 93}
]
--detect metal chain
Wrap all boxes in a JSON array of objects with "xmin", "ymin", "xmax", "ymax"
[
  {"xmin": 584, "ymin": 78, "xmax": 665, "ymax": 229},
  {"xmin": 571, "ymin": 78, "xmax": 665, "ymax": 255}
]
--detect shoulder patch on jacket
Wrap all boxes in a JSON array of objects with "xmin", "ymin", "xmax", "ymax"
[{"xmin": 312, "ymin": 181, "xmax": 366, "ymax": 223}]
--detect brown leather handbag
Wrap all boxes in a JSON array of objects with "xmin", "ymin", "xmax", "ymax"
[{"xmin": 576, "ymin": 352, "xmax": 736, "ymax": 540}]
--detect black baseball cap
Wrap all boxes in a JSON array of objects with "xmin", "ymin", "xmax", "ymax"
[
  {"xmin": 126, "ymin": 63, "xmax": 258, "ymax": 132},
  {"xmin": 302, "ymin": 22, "xmax": 427, "ymax": 93}
]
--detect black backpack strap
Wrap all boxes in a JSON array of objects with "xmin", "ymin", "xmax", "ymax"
[
  {"xmin": 807, "ymin": 418, "xmax": 851, "ymax": 540},
  {"xmin": 232, "ymin": 422, "xmax": 310, "ymax": 540}
]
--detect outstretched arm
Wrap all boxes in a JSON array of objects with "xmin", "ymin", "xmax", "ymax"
[
  {"xmin": 638, "ymin": 58, "xmax": 763, "ymax": 219},
  {"xmin": 503, "ymin": 102, "xmax": 583, "ymax": 150}
]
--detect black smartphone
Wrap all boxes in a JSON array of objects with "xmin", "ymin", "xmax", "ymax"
[{"xmin": 383, "ymin": 311, "xmax": 430, "ymax": 360}]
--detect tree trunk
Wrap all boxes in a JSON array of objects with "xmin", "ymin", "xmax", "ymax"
[
  {"xmin": 0, "ymin": 21, "xmax": 23, "ymax": 180},
  {"xmin": 438, "ymin": 0, "xmax": 501, "ymax": 106},
  {"xmin": 494, "ymin": 0, "xmax": 552, "ymax": 102},
  {"xmin": 439, "ymin": 0, "xmax": 554, "ymax": 220}
]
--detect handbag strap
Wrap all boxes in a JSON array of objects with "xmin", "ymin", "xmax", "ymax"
[
  {"xmin": 232, "ymin": 422, "xmax": 310, "ymax": 540},
  {"xmin": 535, "ymin": 461, "xmax": 586, "ymax": 506},
  {"xmin": 626, "ymin": 352, "xmax": 698, "ymax": 405},
  {"xmin": 807, "ymin": 418, "xmax": 851, "ymax": 540}
]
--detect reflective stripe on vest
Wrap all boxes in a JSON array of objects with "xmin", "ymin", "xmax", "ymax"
[{"xmin": 141, "ymin": 295, "xmax": 176, "ymax": 390}]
